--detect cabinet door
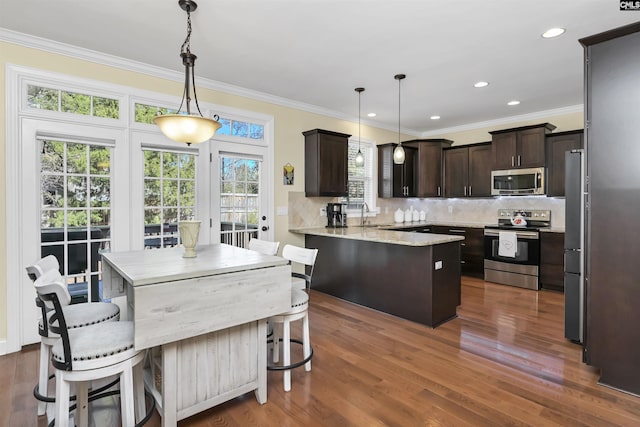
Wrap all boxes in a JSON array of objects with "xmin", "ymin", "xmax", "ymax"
[
  {"xmin": 517, "ymin": 128, "xmax": 546, "ymax": 168},
  {"xmin": 467, "ymin": 144, "xmax": 492, "ymax": 197},
  {"xmin": 462, "ymin": 227, "xmax": 484, "ymax": 278},
  {"xmin": 416, "ymin": 144, "xmax": 444, "ymax": 197},
  {"xmin": 444, "ymin": 148, "xmax": 468, "ymax": 197},
  {"xmin": 318, "ymin": 134, "xmax": 348, "ymax": 195},
  {"xmin": 492, "ymin": 132, "xmax": 517, "ymax": 170},
  {"xmin": 546, "ymin": 132, "xmax": 583, "ymax": 197},
  {"xmin": 401, "ymin": 147, "xmax": 418, "ymax": 197}
]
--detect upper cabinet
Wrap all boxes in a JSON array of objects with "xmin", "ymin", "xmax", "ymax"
[
  {"xmin": 490, "ymin": 123, "xmax": 556, "ymax": 170},
  {"xmin": 377, "ymin": 143, "xmax": 418, "ymax": 198},
  {"xmin": 404, "ymin": 139, "xmax": 452, "ymax": 198},
  {"xmin": 545, "ymin": 130, "xmax": 584, "ymax": 197},
  {"xmin": 444, "ymin": 142, "xmax": 492, "ymax": 197},
  {"xmin": 303, "ymin": 129, "xmax": 350, "ymax": 197}
]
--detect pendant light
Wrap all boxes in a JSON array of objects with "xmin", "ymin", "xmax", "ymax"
[
  {"xmin": 354, "ymin": 87, "xmax": 365, "ymax": 166},
  {"xmin": 153, "ymin": 0, "xmax": 221, "ymax": 146},
  {"xmin": 393, "ymin": 74, "xmax": 406, "ymax": 164}
]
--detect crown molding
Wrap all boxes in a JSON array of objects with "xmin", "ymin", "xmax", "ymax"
[
  {"xmin": 0, "ymin": 28, "xmax": 356, "ymax": 123},
  {"xmin": 420, "ymin": 104, "xmax": 584, "ymax": 138}
]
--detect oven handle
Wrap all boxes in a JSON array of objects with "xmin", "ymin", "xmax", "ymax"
[{"xmin": 484, "ymin": 229, "xmax": 539, "ymax": 239}]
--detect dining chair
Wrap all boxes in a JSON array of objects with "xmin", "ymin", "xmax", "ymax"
[
  {"xmin": 268, "ymin": 244, "xmax": 318, "ymax": 391},
  {"xmin": 247, "ymin": 238, "xmax": 280, "ymax": 256}
]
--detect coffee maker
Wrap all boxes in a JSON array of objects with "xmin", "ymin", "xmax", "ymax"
[{"xmin": 326, "ymin": 203, "xmax": 348, "ymax": 228}]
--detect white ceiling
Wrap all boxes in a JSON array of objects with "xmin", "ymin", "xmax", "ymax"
[{"xmin": 1, "ymin": 1, "xmax": 637, "ymax": 136}]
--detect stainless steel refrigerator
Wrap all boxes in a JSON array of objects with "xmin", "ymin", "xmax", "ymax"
[{"xmin": 564, "ymin": 149, "xmax": 584, "ymax": 343}]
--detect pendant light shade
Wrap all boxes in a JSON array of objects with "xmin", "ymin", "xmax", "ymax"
[
  {"xmin": 393, "ymin": 74, "xmax": 406, "ymax": 164},
  {"xmin": 354, "ymin": 87, "xmax": 365, "ymax": 167},
  {"xmin": 153, "ymin": 0, "xmax": 221, "ymax": 145}
]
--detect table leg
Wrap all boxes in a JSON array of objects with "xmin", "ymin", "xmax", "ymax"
[
  {"xmin": 162, "ymin": 342, "xmax": 178, "ymax": 427},
  {"xmin": 255, "ymin": 319, "xmax": 268, "ymax": 404}
]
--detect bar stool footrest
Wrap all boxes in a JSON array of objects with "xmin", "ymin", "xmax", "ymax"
[{"xmin": 266, "ymin": 338, "xmax": 313, "ymax": 371}]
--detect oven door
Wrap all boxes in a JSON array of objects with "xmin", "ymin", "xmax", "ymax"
[{"xmin": 483, "ymin": 229, "xmax": 540, "ymax": 266}]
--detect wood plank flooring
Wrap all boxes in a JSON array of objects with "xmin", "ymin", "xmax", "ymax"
[{"xmin": 3, "ymin": 277, "xmax": 640, "ymax": 426}]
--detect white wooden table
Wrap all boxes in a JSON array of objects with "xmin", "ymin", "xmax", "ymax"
[{"xmin": 102, "ymin": 244, "xmax": 291, "ymax": 427}]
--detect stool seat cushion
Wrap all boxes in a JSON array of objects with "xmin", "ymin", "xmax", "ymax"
[
  {"xmin": 40, "ymin": 302, "xmax": 120, "ymax": 330},
  {"xmin": 51, "ymin": 321, "xmax": 136, "ymax": 369},
  {"xmin": 291, "ymin": 289, "xmax": 309, "ymax": 308}
]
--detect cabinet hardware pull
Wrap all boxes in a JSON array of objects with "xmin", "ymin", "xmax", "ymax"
[
  {"xmin": 464, "ymin": 186, "xmax": 467, "ymax": 196},
  {"xmin": 437, "ymin": 186, "xmax": 441, "ymax": 196},
  {"xmin": 511, "ymin": 156, "xmax": 515, "ymax": 167},
  {"xmin": 518, "ymin": 155, "xmax": 521, "ymax": 166},
  {"xmin": 469, "ymin": 186, "xmax": 472, "ymax": 196},
  {"xmin": 449, "ymin": 229, "xmax": 465, "ymax": 233}
]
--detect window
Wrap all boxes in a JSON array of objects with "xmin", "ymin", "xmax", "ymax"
[
  {"xmin": 216, "ymin": 118, "xmax": 265, "ymax": 141},
  {"xmin": 134, "ymin": 103, "xmax": 177, "ymax": 124},
  {"xmin": 27, "ymin": 85, "xmax": 119, "ymax": 119},
  {"xmin": 143, "ymin": 150, "xmax": 197, "ymax": 249},
  {"xmin": 342, "ymin": 139, "xmax": 376, "ymax": 212}
]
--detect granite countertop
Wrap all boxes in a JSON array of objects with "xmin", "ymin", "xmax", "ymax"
[{"xmin": 290, "ymin": 227, "xmax": 464, "ymax": 246}]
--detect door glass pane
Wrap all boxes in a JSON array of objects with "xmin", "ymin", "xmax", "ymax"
[
  {"xmin": 143, "ymin": 149, "xmax": 196, "ymax": 249},
  {"xmin": 39, "ymin": 139, "xmax": 111, "ymax": 303},
  {"xmin": 219, "ymin": 156, "xmax": 260, "ymax": 247}
]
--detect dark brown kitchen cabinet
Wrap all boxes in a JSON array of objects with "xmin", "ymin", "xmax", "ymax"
[
  {"xmin": 444, "ymin": 142, "xmax": 492, "ymax": 197},
  {"xmin": 490, "ymin": 123, "xmax": 556, "ymax": 170},
  {"xmin": 403, "ymin": 139, "xmax": 452, "ymax": 197},
  {"xmin": 545, "ymin": 130, "xmax": 584, "ymax": 197},
  {"xmin": 539, "ymin": 231, "xmax": 564, "ymax": 291},
  {"xmin": 430, "ymin": 226, "xmax": 484, "ymax": 278},
  {"xmin": 303, "ymin": 129, "xmax": 350, "ymax": 197},
  {"xmin": 377, "ymin": 143, "xmax": 418, "ymax": 198}
]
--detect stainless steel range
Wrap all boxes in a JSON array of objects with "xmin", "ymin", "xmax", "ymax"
[{"xmin": 484, "ymin": 209, "xmax": 551, "ymax": 290}]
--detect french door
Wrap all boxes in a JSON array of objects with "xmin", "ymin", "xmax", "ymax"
[{"xmin": 211, "ymin": 141, "xmax": 273, "ymax": 247}]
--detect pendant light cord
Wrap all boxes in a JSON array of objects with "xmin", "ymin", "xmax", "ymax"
[
  {"xmin": 398, "ymin": 76, "xmax": 401, "ymax": 146},
  {"xmin": 358, "ymin": 90, "xmax": 361, "ymax": 151}
]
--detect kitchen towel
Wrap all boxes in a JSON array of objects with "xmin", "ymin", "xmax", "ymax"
[{"xmin": 498, "ymin": 231, "xmax": 517, "ymax": 258}]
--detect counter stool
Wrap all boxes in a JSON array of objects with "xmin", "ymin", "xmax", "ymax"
[
  {"xmin": 33, "ymin": 269, "xmax": 147, "ymax": 427},
  {"xmin": 26, "ymin": 255, "xmax": 120, "ymax": 419},
  {"xmin": 268, "ymin": 244, "xmax": 318, "ymax": 391}
]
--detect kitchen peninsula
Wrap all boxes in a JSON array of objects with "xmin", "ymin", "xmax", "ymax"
[
  {"xmin": 101, "ymin": 244, "xmax": 291, "ymax": 427},
  {"xmin": 291, "ymin": 227, "xmax": 463, "ymax": 327}
]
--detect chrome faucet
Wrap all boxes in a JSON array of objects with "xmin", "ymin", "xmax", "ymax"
[{"xmin": 360, "ymin": 202, "xmax": 370, "ymax": 227}]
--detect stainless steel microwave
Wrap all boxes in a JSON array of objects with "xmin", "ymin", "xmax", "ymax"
[{"xmin": 491, "ymin": 167, "xmax": 545, "ymax": 195}]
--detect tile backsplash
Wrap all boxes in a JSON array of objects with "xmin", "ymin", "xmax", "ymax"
[{"xmin": 288, "ymin": 191, "xmax": 565, "ymax": 229}]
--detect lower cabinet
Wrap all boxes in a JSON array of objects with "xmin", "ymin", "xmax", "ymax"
[
  {"xmin": 540, "ymin": 231, "xmax": 565, "ymax": 291},
  {"xmin": 431, "ymin": 226, "xmax": 484, "ymax": 278}
]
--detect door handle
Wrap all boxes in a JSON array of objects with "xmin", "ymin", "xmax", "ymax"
[{"xmin": 261, "ymin": 226, "xmax": 269, "ymax": 231}]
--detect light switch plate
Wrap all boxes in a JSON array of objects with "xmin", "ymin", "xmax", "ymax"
[{"xmin": 435, "ymin": 260, "xmax": 443, "ymax": 270}]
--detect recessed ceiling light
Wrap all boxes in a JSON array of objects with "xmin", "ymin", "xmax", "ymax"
[
  {"xmin": 507, "ymin": 100, "xmax": 520, "ymax": 106},
  {"xmin": 474, "ymin": 81, "xmax": 489, "ymax": 88},
  {"xmin": 367, "ymin": 113, "xmax": 376, "ymax": 117},
  {"xmin": 542, "ymin": 28, "xmax": 565, "ymax": 38},
  {"xmin": 430, "ymin": 115, "xmax": 441, "ymax": 120}
]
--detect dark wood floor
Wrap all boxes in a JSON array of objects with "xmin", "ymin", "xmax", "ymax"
[{"xmin": 3, "ymin": 277, "xmax": 640, "ymax": 426}]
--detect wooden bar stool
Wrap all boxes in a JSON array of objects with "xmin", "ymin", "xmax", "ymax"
[
  {"xmin": 268, "ymin": 244, "xmax": 318, "ymax": 391},
  {"xmin": 26, "ymin": 255, "xmax": 120, "ymax": 420},
  {"xmin": 33, "ymin": 268, "xmax": 147, "ymax": 427}
]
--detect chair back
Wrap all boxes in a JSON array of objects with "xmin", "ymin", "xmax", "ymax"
[
  {"xmin": 33, "ymin": 269, "xmax": 74, "ymax": 369},
  {"xmin": 25, "ymin": 255, "xmax": 60, "ymax": 281},
  {"xmin": 282, "ymin": 244, "xmax": 319, "ymax": 290},
  {"xmin": 248, "ymin": 238, "xmax": 280, "ymax": 256}
]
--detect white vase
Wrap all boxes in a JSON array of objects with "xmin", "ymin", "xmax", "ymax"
[{"xmin": 178, "ymin": 220, "xmax": 201, "ymax": 258}]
